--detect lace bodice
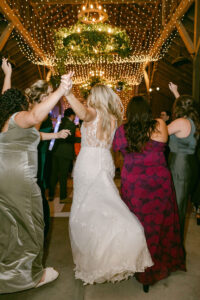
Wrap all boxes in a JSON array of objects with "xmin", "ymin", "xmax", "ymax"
[{"xmin": 81, "ymin": 110, "xmax": 116, "ymax": 149}]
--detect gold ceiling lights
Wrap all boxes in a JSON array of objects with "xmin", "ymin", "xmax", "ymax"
[
  {"xmin": 7, "ymin": 0, "xmax": 179, "ymax": 106},
  {"xmin": 78, "ymin": 0, "xmax": 108, "ymax": 24}
]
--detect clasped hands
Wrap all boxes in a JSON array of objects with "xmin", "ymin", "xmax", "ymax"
[{"xmin": 59, "ymin": 71, "xmax": 74, "ymax": 96}]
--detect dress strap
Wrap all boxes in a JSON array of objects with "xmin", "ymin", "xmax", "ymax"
[
  {"xmin": 187, "ymin": 118, "xmax": 196, "ymax": 139},
  {"xmin": 9, "ymin": 112, "xmax": 20, "ymax": 126}
]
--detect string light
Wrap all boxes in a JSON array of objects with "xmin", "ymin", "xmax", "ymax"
[
  {"xmin": 5, "ymin": 0, "xmax": 186, "ymax": 108},
  {"xmin": 78, "ymin": 0, "xmax": 108, "ymax": 24}
]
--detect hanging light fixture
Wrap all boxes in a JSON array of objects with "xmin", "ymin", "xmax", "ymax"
[{"xmin": 78, "ymin": 0, "xmax": 108, "ymax": 24}]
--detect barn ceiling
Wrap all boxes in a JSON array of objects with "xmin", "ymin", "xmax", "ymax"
[{"xmin": 0, "ymin": 0, "xmax": 197, "ymax": 114}]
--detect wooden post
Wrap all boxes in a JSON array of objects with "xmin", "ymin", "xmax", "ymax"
[
  {"xmin": 135, "ymin": 85, "xmax": 139, "ymax": 95},
  {"xmin": 193, "ymin": 48, "xmax": 200, "ymax": 102},
  {"xmin": 144, "ymin": 69, "xmax": 150, "ymax": 92},
  {"xmin": 192, "ymin": 0, "xmax": 200, "ymax": 102}
]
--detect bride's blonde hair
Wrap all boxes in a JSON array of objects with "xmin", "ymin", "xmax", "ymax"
[{"xmin": 87, "ymin": 84, "xmax": 124, "ymax": 136}]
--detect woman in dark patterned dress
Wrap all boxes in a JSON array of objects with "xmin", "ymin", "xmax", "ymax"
[{"xmin": 113, "ymin": 96, "xmax": 185, "ymax": 292}]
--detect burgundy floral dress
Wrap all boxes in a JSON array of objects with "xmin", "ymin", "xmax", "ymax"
[{"xmin": 113, "ymin": 125, "xmax": 185, "ymax": 285}]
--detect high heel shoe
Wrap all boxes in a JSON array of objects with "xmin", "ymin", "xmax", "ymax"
[{"xmin": 143, "ymin": 284, "xmax": 149, "ymax": 293}]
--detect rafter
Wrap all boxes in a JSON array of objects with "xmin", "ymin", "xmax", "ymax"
[
  {"xmin": 0, "ymin": 22, "xmax": 14, "ymax": 51},
  {"xmin": 30, "ymin": 0, "xmax": 156, "ymax": 5},
  {"xmin": 193, "ymin": 0, "xmax": 200, "ymax": 102},
  {"xmin": 0, "ymin": 0, "xmax": 47, "ymax": 63},
  {"xmin": 176, "ymin": 20, "xmax": 195, "ymax": 55},
  {"xmin": 194, "ymin": 0, "xmax": 200, "ymax": 48},
  {"xmin": 150, "ymin": 0, "xmax": 195, "ymax": 58}
]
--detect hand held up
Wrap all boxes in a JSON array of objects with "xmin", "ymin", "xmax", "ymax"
[
  {"xmin": 58, "ymin": 72, "xmax": 74, "ymax": 96},
  {"xmin": 1, "ymin": 58, "xmax": 12, "ymax": 77},
  {"xmin": 168, "ymin": 82, "xmax": 180, "ymax": 98}
]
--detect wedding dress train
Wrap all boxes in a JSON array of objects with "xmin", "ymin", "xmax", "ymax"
[{"xmin": 69, "ymin": 111, "xmax": 153, "ymax": 284}]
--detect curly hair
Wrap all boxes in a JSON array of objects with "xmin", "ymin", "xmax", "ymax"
[
  {"xmin": 25, "ymin": 80, "xmax": 50, "ymax": 104},
  {"xmin": 124, "ymin": 96, "xmax": 158, "ymax": 153},
  {"xmin": 172, "ymin": 95, "xmax": 200, "ymax": 139},
  {"xmin": 0, "ymin": 88, "xmax": 28, "ymax": 131}
]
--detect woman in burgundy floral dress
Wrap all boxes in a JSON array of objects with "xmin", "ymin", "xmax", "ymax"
[{"xmin": 113, "ymin": 96, "xmax": 185, "ymax": 292}]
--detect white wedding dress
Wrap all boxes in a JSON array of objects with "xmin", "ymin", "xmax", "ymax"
[{"xmin": 69, "ymin": 111, "xmax": 153, "ymax": 285}]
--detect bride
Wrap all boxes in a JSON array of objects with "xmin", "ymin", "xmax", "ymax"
[{"xmin": 62, "ymin": 74, "xmax": 153, "ymax": 285}]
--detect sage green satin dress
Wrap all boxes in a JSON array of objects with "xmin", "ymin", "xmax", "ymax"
[
  {"xmin": 0, "ymin": 113, "xmax": 44, "ymax": 294},
  {"xmin": 168, "ymin": 118, "xmax": 198, "ymax": 240}
]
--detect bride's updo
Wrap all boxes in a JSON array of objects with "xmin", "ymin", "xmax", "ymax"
[
  {"xmin": 25, "ymin": 80, "xmax": 50, "ymax": 105},
  {"xmin": 87, "ymin": 85, "xmax": 124, "ymax": 136}
]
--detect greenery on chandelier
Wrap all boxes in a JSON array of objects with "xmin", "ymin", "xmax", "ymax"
[
  {"xmin": 79, "ymin": 76, "xmax": 131, "ymax": 99},
  {"xmin": 50, "ymin": 74, "xmax": 131, "ymax": 100},
  {"xmin": 54, "ymin": 22, "xmax": 131, "ymax": 74}
]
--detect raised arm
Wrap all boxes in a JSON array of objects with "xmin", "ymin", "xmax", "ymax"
[
  {"xmin": 1, "ymin": 58, "xmax": 12, "ymax": 94},
  {"xmin": 62, "ymin": 75, "xmax": 97, "ymax": 122},
  {"xmin": 168, "ymin": 82, "xmax": 180, "ymax": 99},
  {"xmin": 15, "ymin": 72, "xmax": 73, "ymax": 128}
]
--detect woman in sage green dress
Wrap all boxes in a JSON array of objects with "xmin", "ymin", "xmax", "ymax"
[
  {"xmin": 0, "ymin": 59, "xmax": 72, "ymax": 293},
  {"xmin": 168, "ymin": 83, "xmax": 200, "ymax": 242}
]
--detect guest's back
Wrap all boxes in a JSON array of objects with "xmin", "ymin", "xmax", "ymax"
[{"xmin": 113, "ymin": 96, "xmax": 185, "ymax": 287}]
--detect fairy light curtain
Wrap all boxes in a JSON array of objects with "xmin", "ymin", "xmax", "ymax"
[{"xmin": 5, "ymin": 0, "xmax": 183, "ymax": 109}]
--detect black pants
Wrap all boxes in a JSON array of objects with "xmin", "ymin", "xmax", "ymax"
[{"xmin": 49, "ymin": 154, "xmax": 73, "ymax": 200}]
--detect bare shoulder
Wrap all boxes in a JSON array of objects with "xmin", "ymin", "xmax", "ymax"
[
  {"xmin": 14, "ymin": 110, "xmax": 35, "ymax": 128},
  {"xmin": 155, "ymin": 118, "xmax": 167, "ymax": 128},
  {"xmin": 151, "ymin": 118, "xmax": 168, "ymax": 143},
  {"xmin": 170, "ymin": 118, "xmax": 188, "ymax": 126},
  {"xmin": 168, "ymin": 118, "xmax": 191, "ymax": 136}
]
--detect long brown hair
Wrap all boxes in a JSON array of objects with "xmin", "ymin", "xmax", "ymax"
[{"xmin": 124, "ymin": 96, "xmax": 158, "ymax": 152}]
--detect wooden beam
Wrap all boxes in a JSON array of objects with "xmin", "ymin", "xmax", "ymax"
[
  {"xmin": 194, "ymin": 0, "xmax": 200, "ymax": 48},
  {"xmin": 150, "ymin": 0, "xmax": 194, "ymax": 58},
  {"xmin": 176, "ymin": 20, "xmax": 195, "ymax": 55},
  {"xmin": 192, "ymin": 49, "xmax": 200, "ymax": 102},
  {"xmin": 196, "ymin": 37, "xmax": 200, "ymax": 55},
  {"xmin": 192, "ymin": 0, "xmax": 200, "ymax": 102},
  {"xmin": 162, "ymin": 0, "xmax": 166, "ymax": 27},
  {"xmin": 0, "ymin": 22, "xmax": 14, "ymax": 51},
  {"xmin": 0, "ymin": 0, "xmax": 47, "ymax": 63},
  {"xmin": 144, "ymin": 69, "xmax": 150, "ymax": 92},
  {"xmin": 30, "ymin": 0, "xmax": 156, "ymax": 5}
]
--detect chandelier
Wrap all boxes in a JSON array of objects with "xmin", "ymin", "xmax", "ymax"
[{"xmin": 78, "ymin": 0, "xmax": 108, "ymax": 24}]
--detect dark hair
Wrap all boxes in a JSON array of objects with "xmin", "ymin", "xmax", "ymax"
[
  {"xmin": 124, "ymin": 96, "xmax": 158, "ymax": 152},
  {"xmin": 0, "ymin": 88, "xmax": 28, "ymax": 132},
  {"xmin": 172, "ymin": 95, "xmax": 200, "ymax": 138},
  {"xmin": 161, "ymin": 110, "xmax": 171, "ymax": 118},
  {"xmin": 64, "ymin": 108, "xmax": 75, "ymax": 117}
]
